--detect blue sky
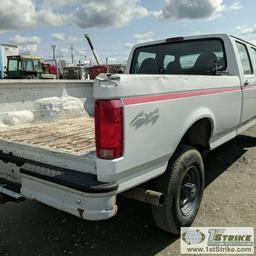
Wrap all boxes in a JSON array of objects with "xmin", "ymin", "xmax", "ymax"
[{"xmin": 0, "ymin": 0, "xmax": 255, "ymax": 64}]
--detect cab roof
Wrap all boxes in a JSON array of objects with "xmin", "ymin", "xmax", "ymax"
[{"xmin": 8, "ymin": 55, "xmax": 42, "ymax": 60}]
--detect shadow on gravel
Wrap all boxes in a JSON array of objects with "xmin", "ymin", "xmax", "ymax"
[
  {"xmin": 0, "ymin": 198, "xmax": 177, "ymax": 256},
  {"xmin": 204, "ymin": 134, "xmax": 256, "ymax": 187},
  {"xmin": 1, "ymin": 135, "xmax": 256, "ymax": 256}
]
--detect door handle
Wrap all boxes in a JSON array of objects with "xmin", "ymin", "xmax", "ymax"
[{"xmin": 244, "ymin": 80, "xmax": 250, "ymax": 87}]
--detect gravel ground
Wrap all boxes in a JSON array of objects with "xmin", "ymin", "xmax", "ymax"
[{"xmin": 0, "ymin": 127, "xmax": 256, "ymax": 256}]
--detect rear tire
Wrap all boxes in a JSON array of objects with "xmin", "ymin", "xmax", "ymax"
[{"xmin": 151, "ymin": 145, "xmax": 205, "ymax": 234}]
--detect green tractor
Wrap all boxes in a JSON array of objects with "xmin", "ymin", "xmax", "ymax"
[{"xmin": 6, "ymin": 55, "xmax": 56, "ymax": 79}]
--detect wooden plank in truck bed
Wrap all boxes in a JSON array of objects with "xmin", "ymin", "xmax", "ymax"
[{"xmin": 0, "ymin": 117, "xmax": 95, "ymax": 155}]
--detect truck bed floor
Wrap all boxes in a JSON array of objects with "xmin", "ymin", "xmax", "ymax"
[{"xmin": 0, "ymin": 117, "xmax": 95, "ymax": 155}]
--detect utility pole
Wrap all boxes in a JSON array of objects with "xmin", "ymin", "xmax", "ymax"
[
  {"xmin": 51, "ymin": 45, "xmax": 56, "ymax": 61},
  {"xmin": 71, "ymin": 44, "xmax": 74, "ymax": 64}
]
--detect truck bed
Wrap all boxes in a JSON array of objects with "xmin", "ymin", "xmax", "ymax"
[{"xmin": 0, "ymin": 116, "xmax": 95, "ymax": 155}]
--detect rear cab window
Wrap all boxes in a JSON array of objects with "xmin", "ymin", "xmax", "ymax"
[{"xmin": 130, "ymin": 38, "xmax": 227, "ymax": 75}]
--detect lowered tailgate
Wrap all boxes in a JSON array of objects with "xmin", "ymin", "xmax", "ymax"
[{"xmin": 0, "ymin": 116, "xmax": 119, "ymax": 220}]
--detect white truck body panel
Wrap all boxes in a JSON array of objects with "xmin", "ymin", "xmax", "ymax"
[
  {"xmin": 95, "ymin": 74, "xmax": 241, "ymax": 190},
  {"xmin": 21, "ymin": 174, "xmax": 117, "ymax": 220}
]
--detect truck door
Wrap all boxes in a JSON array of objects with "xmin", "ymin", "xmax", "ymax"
[{"xmin": 235, "ymin": 41, "xmax": 256, "ymax": 124}]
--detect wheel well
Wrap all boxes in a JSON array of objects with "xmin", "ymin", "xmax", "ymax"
[{"xmin": 180, "ymin": 118, "xmax": 213, "ymax": 153}]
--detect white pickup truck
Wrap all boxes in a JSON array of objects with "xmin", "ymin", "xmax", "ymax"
[{"xmin": 0, "ymin": 33, "xmax": 255, "ymax": 234}]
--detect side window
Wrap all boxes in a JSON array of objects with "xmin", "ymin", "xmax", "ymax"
[
  {"xmin": 34, "ymin": 60, "xmax": 41, "ymax": 71},
  {"xmin": 251, "ymin": 48, "xmax": 256, "ymax": 65},
  {"xmin": 24, "ymin": 60, "xmax": 34, "ymax": 71},
  {"xmin": 236, "ymin": 42, "xmax": 253, "ymax": 75},
  {"xmin": 8, "ymin": 60, "xmax": 18, "ymax": 71}
]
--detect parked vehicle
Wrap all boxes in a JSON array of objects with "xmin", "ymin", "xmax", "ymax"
[
  {"xmin": 0, "ymin": 34, "xmax": 255, "ymax": 234},
  {"xmin": 63, "ymin": 66, "xmax": 84, "ymax": 79},
  {"xmin": 84, "ymin": 34, "xmax": 108, "ymax": 79},
  {"xmin": 108, "ymin": 64, "xmax": 126, "ymax": 74},
  {"xmin": 42, "ymin": 63, "xmax": 55, "ymax": 75},
  {"xmin": 44, "ymin": 59, "xmax": 65, "ymax": 79},
  {"xmin": 0, "ymin": 44, "xmax": 19, "ymax": 79},
  {"xmin": 6, "ymin": 55, "xmax": 56, "ymax": 79},
  {"xmin": 89, "ymin": 65, "xmax": 108, "ymax": 79}
]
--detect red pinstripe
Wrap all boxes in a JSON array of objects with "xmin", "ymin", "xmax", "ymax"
[{"xmin": 123, "ymin": 87, "xmax": 241, "ymax": 105}]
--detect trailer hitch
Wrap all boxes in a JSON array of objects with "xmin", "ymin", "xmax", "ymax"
[{"xmin": 0, "ymin": 182, "xmax": 25, "ymax": 204}]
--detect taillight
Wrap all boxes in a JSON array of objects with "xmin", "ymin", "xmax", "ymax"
[{"xmin": 95, "ymin": 100, "xmax": 123, "ymax": 160}]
